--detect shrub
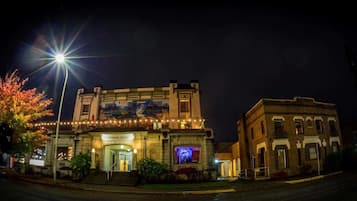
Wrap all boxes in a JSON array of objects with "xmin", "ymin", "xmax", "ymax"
[
  {"xmin": 70, "ymin": 153, "xmax": 91, "ymax": 180},
  {"xmin": 137, "ymin": 158, "xmax": 168, "ymax": 183},
  {"xmin": 175, "ymin": 167, "xmax": 197, "ymax": 175}
]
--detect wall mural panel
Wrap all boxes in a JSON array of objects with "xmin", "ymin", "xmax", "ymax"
[
  {"xmin": 175, "ymin": 146, "xmax": 200, "ymax": 164},
  {"xmin": 100, "ymin": 99, "xmax": 169, "ymax": 119}
]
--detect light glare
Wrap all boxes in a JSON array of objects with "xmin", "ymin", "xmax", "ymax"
[{"xmin": 55, "ymin": 54, "xmax": 65, "ymax": 63}]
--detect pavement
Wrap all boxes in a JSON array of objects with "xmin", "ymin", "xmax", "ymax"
[{"xmin": 0, "ymin": 168, "xmax": 344, "ymax": 195}]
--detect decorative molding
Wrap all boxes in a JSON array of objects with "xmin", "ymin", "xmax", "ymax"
[
  {"xmin": 296, "ymin": 140, "xmax": 302, "ymax": 149},
  {"xmin": 305, "ymin": 116, "xmax": 313, "ymax": 121},
  {"xmin": 293, "ymin": 116, "xmax": 304, "ymax": 121},
  {"xmin": 272, "ymin": 139, "xmax": 290, "ymax": 150},
  {"xmin": 314, "ymin": 116, "xmax": 323, "ymax": 121},
  {"xmin": 329, "ymin": 136, "xmax": 341, "ymax": 146},
  {"xmin": 327, "ymin": 117, "xmax": 336, "ymax": 122},
  {"xmin": 272, "ymin": 116, "xmax": 285, "ymax": 121},
  {"xmin": 256, "ymin": 142, "xmax": 267, "ymax": 153},
  {"xmin": 303, "ymin": 136, "xmax": 321, "ymax": 147}
]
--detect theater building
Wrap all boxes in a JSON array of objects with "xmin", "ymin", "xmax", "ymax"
[
  {"xmin": 237, "ymin": 97, "xmax": 342, "ymax": 178},
  {"xmin": 33, "ymin": 81, "xmax": 215, "ymax": 175}
]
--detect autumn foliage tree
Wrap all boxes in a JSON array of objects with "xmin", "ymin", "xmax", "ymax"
[{"xmin": 0, "ymin": 70, "xmax": 53, "ymax": 164}]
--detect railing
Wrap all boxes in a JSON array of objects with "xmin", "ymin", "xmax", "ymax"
[
  {"xmin": 106, "ymin": 161, "xmax": 117, "ymax": 182},
  {"xmin": 254, "ymin": 167, "xmax": 270, "ymax": 178},
  {"xmin": 239, "ymin": 167, "xmax": 270, "ymax": 180}
]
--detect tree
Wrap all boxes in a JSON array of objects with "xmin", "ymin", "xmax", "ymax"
[{"xmin": 0, "ymin": 70, "xmax": 53, "ymax": 166}]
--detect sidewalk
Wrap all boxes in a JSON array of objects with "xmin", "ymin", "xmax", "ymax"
[{"xmin": 284, "ymin": 171, "xmax": 343, "ymax": 184}]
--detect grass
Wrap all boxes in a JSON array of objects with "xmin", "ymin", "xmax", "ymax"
[{"xmin": 141, "ymin": 181, "xmax": 230, "ymax": 191}]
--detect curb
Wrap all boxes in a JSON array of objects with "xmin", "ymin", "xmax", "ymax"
[
  {"xmin": 285, "ymin": 171, "xmax": 343, "ymax": 184},
  {"xmin": 13, "ymin": 175, "xmax": 236, "ymax": 195}
]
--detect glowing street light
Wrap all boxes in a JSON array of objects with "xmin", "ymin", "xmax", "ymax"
[
  {"xmin": 55, "ymin": 53, "xmax": 65, "ymax": 63},
  {"xmin": 52, "ymin": 53, "xmax": 69, "ymax": 184}
]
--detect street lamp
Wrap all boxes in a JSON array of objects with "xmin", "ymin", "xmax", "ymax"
[{"xmin": 53, "ymin": 53, "xmax": 69, "ymax": 183}]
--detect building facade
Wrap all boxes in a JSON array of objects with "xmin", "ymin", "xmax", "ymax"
[
  {"xmin": 33, "ymin": 81, "xmax": 215, "ymax": 174},
  {"xmin": 214, "ymin": 142, "xmax": 240, "ymax": 178},
  {"xmin": 237, "ymin": 97, "xmax": 342, "ymax": 177}
]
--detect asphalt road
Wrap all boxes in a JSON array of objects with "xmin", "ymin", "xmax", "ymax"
[{"xmin": 1, "ymin": 172, "xmax": 356, "ymax": 201}]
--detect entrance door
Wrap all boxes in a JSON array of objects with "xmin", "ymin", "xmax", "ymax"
[
  {"xmin": 106, "ymin": 145, "xmax": 133, "ymax": 172},
  {"xmin": 259, "ymin": 148, "xmax": 265, "ymax": 167},
  {"xmin": 118, "ymin": 151, "xmax": 130, "ymax": 171}
]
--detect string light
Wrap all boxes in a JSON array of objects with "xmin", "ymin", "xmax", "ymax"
[{"xmin": 31, "ymin": 118, "xmax": 206, "ymax": 128}]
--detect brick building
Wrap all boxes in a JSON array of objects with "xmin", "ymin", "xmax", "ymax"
[{"xmin": 237, "ymin": 97, "xmax": 342, "ymax": 177}]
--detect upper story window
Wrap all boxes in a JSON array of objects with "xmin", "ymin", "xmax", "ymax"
[
  {"xmin": 315, "ymin": 120, "xmax": 324, "ymax": 134},
  {"xmin": 274, "ymin": 119, "xmax": 285, "ymax": 135},
  {"xmin": 179, "ymin": 99, "xmax": 190, "ymax": 119},
  {"xmin": 295, "ymin": 120, "xmax": 304, "ymax": 135},
  {"xmin": 179, "ymin": 100, "xmax": 189, "ymax": 113},
  {"xmin": 328, "ymin": 120, "xmax": 338, "ymax": 136},
  {"xmin": 260, "ymin": 121, "xmax": 265, "ymax": 135},
  {"xmin": 81, "ymin": 104, "xmax": 90, "ymax": 115}
]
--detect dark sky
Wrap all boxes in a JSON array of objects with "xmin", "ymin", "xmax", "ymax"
[{"xmin": 1, "ymin": 2, "xmax": 357, "ymax": 142}]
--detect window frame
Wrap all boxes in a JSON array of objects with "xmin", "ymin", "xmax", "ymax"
[{"xmin": 295, "ymin": 120, "xmax": 304, "ymax": 135}]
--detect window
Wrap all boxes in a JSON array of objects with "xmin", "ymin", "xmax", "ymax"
[
  {"xmin": 260, "ymin": 121, "xmax": 265, "ymax": 135},
  {"xmin": 329, "ymin": 120, "xmax": 338, "ymax": 136},
  {"xmin": 275, "ymin": 146, "xmax": 288, "ymax": 170},
  {"xmin": 179, "ymin": 100, "xmax": 189, "ymax": 113},
  {"xmin": 315, "ymin": 120, "xmax": 323, "ymax": 134},
  {"xmin": 295, "ymin": 120, "xmax": 304, "ymax": 135},
  {"xmin": 81, "ymin": 104, "xmax": 90, "ymax": 114},
  {"xmin": 273, "ymin": 119, "xmax": 285, "ymax": 137},
  {"xmin": 331, "ymin": 142, "xmax": 339, "ymax": 153},
  {"xmin": 179, "ymin": 100, "xmax": 190, "ymax": 119},
  {"xmin": 31, "ymin": 147, "xmax": 46, "ymax": 160},
  {"xmin": 305, "ymin": 143, "xmax": 319, "ymax": 160},
  {"xmin": 251, "ymin": 127, "xmax": 254, "ymax": 139},
  {"xmin": 57, "ymin": 147, "xmax": 73, "ymax": 160}
]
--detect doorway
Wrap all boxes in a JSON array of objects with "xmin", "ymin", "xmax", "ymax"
[{"xmin": 106, "ymin": 145, "xmax": 133, "ymax": 172}]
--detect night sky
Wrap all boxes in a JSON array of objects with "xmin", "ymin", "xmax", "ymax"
[{"xmin": 1, "ymin": 2, "xmax": 357, "ymax": 142}]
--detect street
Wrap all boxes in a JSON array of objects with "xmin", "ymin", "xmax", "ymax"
[{"xmin": 1, "ymin": 172, "xmax": 356, "ymax": 201}]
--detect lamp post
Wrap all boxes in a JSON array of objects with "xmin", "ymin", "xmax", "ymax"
[
  {"xmin": 53, "ymin": 53, "xmax": 68, "ymax": 183},
  {"xmin": 316, "ymin": 143, "xmax": 320, "ymax": 176}
]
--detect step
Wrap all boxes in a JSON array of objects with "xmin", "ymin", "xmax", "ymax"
[
  {"xmin": 81, "ymin": 171, "xmax": 107, "ymax": 185},
  {"xmin": 109, "ymin": 172, "xmax": 139, "ymax": 186}
]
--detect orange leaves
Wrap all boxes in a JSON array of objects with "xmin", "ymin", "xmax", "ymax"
[{"xmin": 0, "ymin": 69, "xmax": 53, "ymax": 129}]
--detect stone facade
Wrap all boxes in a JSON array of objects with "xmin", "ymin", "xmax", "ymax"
[
  {"xmin": 41, "ymin": 81, "xmax": 215, "ymax": 173},
  {"xmin": 237, "ymin": 97, "xmax": 342, "ymax": 177}
]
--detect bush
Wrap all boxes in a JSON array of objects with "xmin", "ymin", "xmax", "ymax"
[
  {"xmin": 137, "ymin": 158, "xmax": 168, "ymax": 183},
  {"xmin": 70, "ymin": 153, "xmax": 91, "ymax": 180},
  {"xmin": 175, "ymin": 167, "xmax": 197, "ymax": 175}
]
